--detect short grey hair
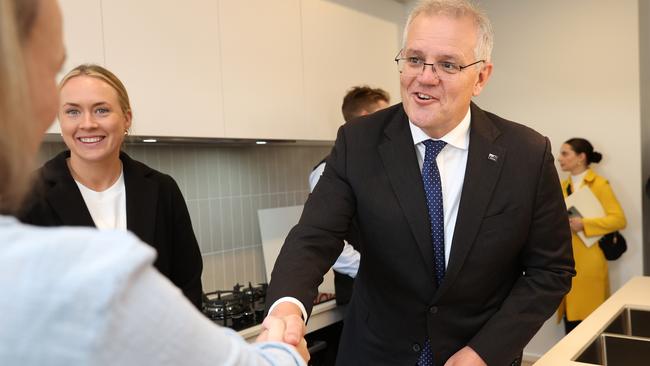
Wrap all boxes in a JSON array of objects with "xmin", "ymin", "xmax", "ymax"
[{"xmin": 402, "ymin": 0, "xmax": 494, "ymax": 62}]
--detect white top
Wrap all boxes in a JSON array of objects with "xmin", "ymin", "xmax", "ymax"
[
  {"xmin": 408, "ymin": 107, "xmax": 471, "ymax": 267},
  {"xmin": 74, "ymin": 169, "xmax": 127, "ymax": 230},
  {"xmin": 0, "ymin": 215, "xmax": 304, "ymax": 366},
  {"xmin": 308, "ymin": 162, "xmax": 325, "ymax": 194},
  {"xmin": 330, "ymin": 242, "xmax": 361, "ymax": 277},
  {"xmin": 270, "ymin": 108, "xmax": 471, "ymax": 320},
  {"xmin": 308, "ymin": 162, "xmax": 361, "ymax": 278},
  {"xmin": 570, "ymin": 170, "xmax": 588, "ymax": 192}
]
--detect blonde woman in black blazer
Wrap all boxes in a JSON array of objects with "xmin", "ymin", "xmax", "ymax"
[{"xmin": 20, "ymin": 64, "xmax": 203, "ymax": 308}]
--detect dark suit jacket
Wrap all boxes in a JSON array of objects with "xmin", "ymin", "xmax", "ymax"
[
  {"xmin": 20, "ymin": 151, "xmax": 204, "ymax": 309},
  {"xmin": 266, "ymin": 103, "xmax": 575, "ymax": 365},
  {"xmin": 313, "ymin": 159, "xmax": 361, "ymax": 306}
]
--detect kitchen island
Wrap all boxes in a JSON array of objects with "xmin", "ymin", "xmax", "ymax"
[{"xmin": 536, "ymin": 276, "xmax": 650, "ymax": 365}]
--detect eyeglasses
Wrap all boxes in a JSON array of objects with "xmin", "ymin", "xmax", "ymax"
[{"xmin": 394, "ymin": 50, "xmax": 485, "ymax": 79}]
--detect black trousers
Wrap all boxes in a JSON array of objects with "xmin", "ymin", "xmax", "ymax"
[{"xmin": 564, "ymin": 316, "xmax": 582, "ymax": 334}]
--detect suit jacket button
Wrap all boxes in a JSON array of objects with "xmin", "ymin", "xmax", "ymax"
[
  {"xmin": 412, "ymin": 343, "xmax": 421, "ymax": 352},
  {"xmin": 429, "ymin": 306, "xmax": 438, "ymax": 314}
]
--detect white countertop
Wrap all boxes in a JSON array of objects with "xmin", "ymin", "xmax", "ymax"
[
  {"xmin": 238, "ymin": 299, "xmax": 345, "ymax": 342},
  {"xmin": 536, "ymin": 276, "xmax": 650, "ymax": 365}
]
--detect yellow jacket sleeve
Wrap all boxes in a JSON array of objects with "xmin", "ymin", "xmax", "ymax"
[{"xmin": 581, "ymin": 171, "xmax": 626, "ymax": 237}]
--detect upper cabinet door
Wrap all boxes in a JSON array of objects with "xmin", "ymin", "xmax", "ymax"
[
  {"xmin": 49, "ymin": 0, "xmax": 105, "ymax": 134},
  {"xmin": 301, "ymin": 0, "xmax": 402, "ymax": 140},
  {"xmin": 54, "ymin": 1, "xmax": 403, "ymax": 140},
  {"xmin": 218, "ymin": 0, "xmax": 306, "ymax": 140},
  {"xmin": 102, "ymin": 0, "xmax": 224, "ymax": 138}
]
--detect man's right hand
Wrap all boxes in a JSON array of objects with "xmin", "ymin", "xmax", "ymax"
[
  {"xmin": 256, "ymin": 314, "xmax": 309, "ymax": 364},
  {"xmin": 263, "ymin": 301, "xmax": 306, "ymax": 346}
]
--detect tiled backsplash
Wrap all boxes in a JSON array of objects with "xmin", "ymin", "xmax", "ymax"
[{"xmin": 38, "ymin": 142, "xmax": 332, "ymax": 293}]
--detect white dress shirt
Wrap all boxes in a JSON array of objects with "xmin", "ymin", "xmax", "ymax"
[
  {"xmin": 0, "ymin": 215, "xmax": 304, "ymax": 366},
  {"xmin": 409, "ymin": 107, "xmax": 471, "ymax": 266},
  {"xmin": 308, "ymin": 162, "xmax": 325, "ymax": 195}
]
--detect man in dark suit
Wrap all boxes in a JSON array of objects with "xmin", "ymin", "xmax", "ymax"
[{"xmin": 263, "ymin": 1, "xmax": 575, "ymax": 365}]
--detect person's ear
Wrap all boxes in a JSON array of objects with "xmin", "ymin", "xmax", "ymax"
[
  {"xmin": 472, "ymin": 62, "xmax": 493, "ymax": 96},
  {"xmin": 124, "ymin": 110, "xmax": 133, "ymax": 132},
  {"xmin": 579, "ymin": 152, "xmax": 588, "ymax": 166}
]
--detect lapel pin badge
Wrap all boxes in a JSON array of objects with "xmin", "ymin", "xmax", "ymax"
[{"xmin": 488, "ymin": 153, "xmax": 498, "ymax": 162}]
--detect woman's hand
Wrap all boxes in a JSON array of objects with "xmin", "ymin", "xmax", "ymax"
[{"xmin": 569, "ymin": 217, "xmax": 584, "ymax": 233}]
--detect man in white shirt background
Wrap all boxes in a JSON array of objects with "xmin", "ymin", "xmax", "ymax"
[{"xmin": 308, "ymin": 85, "xmax": 389, "ymax": 305}]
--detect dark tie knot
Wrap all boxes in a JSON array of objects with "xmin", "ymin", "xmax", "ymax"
[{"xmin": 423, "ymin": 139, "xmax": 447, "ymax": 160}]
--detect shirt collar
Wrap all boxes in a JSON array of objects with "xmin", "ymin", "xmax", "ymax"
[{"xmin": 409, "ymin": 107, "xmax": 471, "ymax": 150}]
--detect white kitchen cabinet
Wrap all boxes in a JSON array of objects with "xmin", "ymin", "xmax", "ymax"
[
  {"xmin": 101, "ymin": 0, "xmax": 225, "ymax": 138},
  {"xmin": 218, "ymin": 0, "xmax": 307, "ymax": 140},
  {"xmin": 301, "ymin": 0, "xmax": 403, "ymax": 139},
  {"xmin": 48, "ymin": 0, "xmax": 105, "ymax": 134},
  {"xmin": 52, "ymin": 1, "xmax": 404, "ymax": 140}
]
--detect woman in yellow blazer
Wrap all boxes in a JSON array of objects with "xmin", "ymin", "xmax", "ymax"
[{"xmin": 557, "ymin": 138, "xmax": 626, "ymax": 334}]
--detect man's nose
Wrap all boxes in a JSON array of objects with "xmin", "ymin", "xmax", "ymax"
[{"xmin": 417, "ymin": 64, "xmax": 441, "ymax": 84}]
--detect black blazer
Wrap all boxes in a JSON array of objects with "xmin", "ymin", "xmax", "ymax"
[
  {"xmin": 20, "ymin": 151, "xmax": 203, "ymax": 309},
  {"xmin": 266, "ymin": 103, "xmax": 575, "ymax": 365}
]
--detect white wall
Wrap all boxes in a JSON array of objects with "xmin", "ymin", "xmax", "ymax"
[
  {"xmin": 402, "ymin": 0, "xmax": 644, "ymax": 359},
  {"xmin": 640, "ymin": 0, "xmax": 650, "ymax": 274},
  {"xmin": 475, "ymin": 0, "xmax": 643, "ymax": 359}
]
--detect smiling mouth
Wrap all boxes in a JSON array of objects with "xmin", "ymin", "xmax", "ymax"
[
  {"xmin": 415, "ymin": 92, "xmax": 434, "ymax": 101},
  {"xmin": 78, "ymin": 136, "xmax": 104, "ymax": 143}
]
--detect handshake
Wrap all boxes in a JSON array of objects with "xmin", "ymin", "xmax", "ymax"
[{"xmin": 257, "ymin": 303, "xmax": 310, "ymax": 364}]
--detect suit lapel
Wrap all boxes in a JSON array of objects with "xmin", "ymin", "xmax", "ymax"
[
  {"xmin": 435, "ymin": 103, "xmax": 505, "ymax": 298},
  {"xmin": 43, "ymin": 151, "xmax": 95, "ymax": 227},
  {"xmin": 122, "ymin": 152, "xmax": 159, "ymax": 245},
  {"xmin": 378, "ymin": 107, "xmax": 435, "ymax": 276}
]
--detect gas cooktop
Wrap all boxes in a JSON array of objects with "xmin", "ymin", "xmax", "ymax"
[
  {"xmin": 202, "ymin": 282, "xmax": 336, "ymax": 332},
  {"xmin": 202, "ymin": 282, "xmax": 267, "ymax": 331}
]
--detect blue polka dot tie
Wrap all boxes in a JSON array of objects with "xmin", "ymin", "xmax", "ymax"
[{"xmin": 418, "ymin": 139, "xmax": 447, "ymax": 366}]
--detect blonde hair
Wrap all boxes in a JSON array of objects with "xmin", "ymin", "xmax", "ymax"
[
  {"xmin": 59, "ymin": 64, "xmax": 132, "ymax": 117},
  {"xmin": 0, "ymin": 0, "xmax": 40, "ymax": 214},
  {"xmin": 403, "ymin": 0, "xmax": 494, "ymax": 62}
]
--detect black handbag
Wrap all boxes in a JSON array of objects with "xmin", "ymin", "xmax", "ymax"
[{"xmin": 598, "ymin": 231, "xmax": 627, "ymax": 260}]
